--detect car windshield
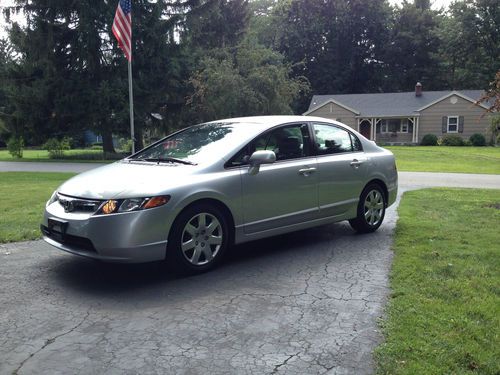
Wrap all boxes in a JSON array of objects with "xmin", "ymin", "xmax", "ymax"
[{"xmin": 129, "ymin": 122, "xmax": 261, "ymax": 165}]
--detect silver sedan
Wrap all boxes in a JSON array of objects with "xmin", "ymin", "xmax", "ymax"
[{"xmin": 41, "ymin": 116, "xmax": 398, "ymax": 273}]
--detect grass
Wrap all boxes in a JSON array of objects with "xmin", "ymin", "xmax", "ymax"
[
  {"xmin": 376, "ymin": 188, "xmax": 500, "ymax": 374},
  {"xmin": 0, "ymin": 148, "xmax": 122, "ymax": 163},
  {"xmin": 0, "ymin": 172, "xmax": 75, "ymax": 243},
  {"xmin": 386, "ymin": 146, "xmax": 500, "ymax": 174}
]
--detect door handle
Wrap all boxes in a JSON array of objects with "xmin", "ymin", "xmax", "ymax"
[
  {"xmin": 298, "ymin": 167, "xmax": 316, "ymax": 176},
  {"xmin": 350, "ymin": 159, "xmax": 364, "ymax": 167}
]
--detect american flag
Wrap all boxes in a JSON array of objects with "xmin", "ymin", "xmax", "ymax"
[{"xmin": 112, "ymin": 0, "xmax": 132, "ymax": 61}]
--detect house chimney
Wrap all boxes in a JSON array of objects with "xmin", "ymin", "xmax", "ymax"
[{"xmin": 415, "ymin": 82, "xmax": 423, "ymax": 97}]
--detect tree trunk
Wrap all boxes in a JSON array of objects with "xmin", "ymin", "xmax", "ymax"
[
  {"xmin": 102, "ymin": 128, "xmax": 115, "ymax": 154},
  {"xmin": 135, "ymin": 127, "xmax": 144, "ymax": 151}
]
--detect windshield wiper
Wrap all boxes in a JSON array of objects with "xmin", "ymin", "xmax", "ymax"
[{"xmin": 128, "ymin": 157, "xmax": 196, "ymax": 165}]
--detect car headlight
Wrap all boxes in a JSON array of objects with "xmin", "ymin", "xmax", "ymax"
[
  {"xmin": 47, "ymin": 191, "xmax": 59, "ymax": 207},
  {"xmin": 96, "ymin": 195, "xmax": 170, "ymax": 215}
]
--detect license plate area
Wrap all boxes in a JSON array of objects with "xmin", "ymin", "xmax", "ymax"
[{"xmin": 47, "ymin": 218, "xmax": 68, "ymax": 240}]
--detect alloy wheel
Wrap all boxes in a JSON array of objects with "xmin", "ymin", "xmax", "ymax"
[
  {"xmin": 181, "ymin": 213, "xmax": 223, "ymax": 266},
  {"xmin": 364, "ymin": 190, "xmax": 384, "ymax": 226}
]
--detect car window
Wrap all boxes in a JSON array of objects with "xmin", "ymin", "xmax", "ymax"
[
  {"xmin": 312, "ymin": 123, "xmax": 355, "ymax": 155},
  {"xmin": 229, "ymin": 123, "xmax": 311, "ymax": 166},
  {"xmin": 350, "ymin": 132, "xmax": 363, "ymax": 152}
]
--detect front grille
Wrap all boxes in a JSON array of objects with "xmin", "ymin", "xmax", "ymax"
[
  {"xmin": 41, "ymin": 225, "xmax": 97, "ymax": 253},
  {"xmin": 57, "ymin": 193, "xmax": 103, "ymax": 214}
]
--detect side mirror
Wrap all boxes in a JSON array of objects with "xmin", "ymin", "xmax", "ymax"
[
  {"xmin": 249, "ymin": 150, "xmax": 276, "ymax": 166},
  {"xmin": 248, "ymin": 150, "xmax": 276, "ymax": 175}
]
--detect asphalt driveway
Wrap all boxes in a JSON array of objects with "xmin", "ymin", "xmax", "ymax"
[{"xmin": 1, "ymin": 163, "xmax": 499, "ymax": 374}]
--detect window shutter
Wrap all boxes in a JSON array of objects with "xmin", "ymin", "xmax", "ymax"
[
  {"xmin": 442, "ymin": 116, "xmax": 447, "ymax": 133},
  {"xmin": 458, "ymin": 116, "xmax": 464, "ymax": 133}
]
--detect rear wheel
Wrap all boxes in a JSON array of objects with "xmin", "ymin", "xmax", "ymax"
[
  {"xmin": 349, "ymin": 183, "xmax": 386, "ymax": 233},
  {"xmin": 167, "ymin": 203, "xmax": 229, "ymax": 274}
]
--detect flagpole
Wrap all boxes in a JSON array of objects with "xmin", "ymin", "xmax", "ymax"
[{"xmin": 128, "ymin": 59, "xmax": 135, "ymax": 154}]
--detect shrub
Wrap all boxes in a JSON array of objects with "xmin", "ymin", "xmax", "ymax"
[
  {"xmin": 469, "ymin": 133, "xmax": 486, "ymax": 146},
  {"xmin": 118, "ymin": 138, "xmax": 133, "ymax": 153},
  {"xmin": 420, "ymin": 134, "xmax": 438, "ymax": 146},
  {"xmin": 43, "ymin": 138, "xmax": 70, "ymax": 158},
  {"xmin": 441, "ymin": 134, "xmax": 464, "ymax": 146},
  {"xmin": 7, "ymin": 137, "xmax": 24, "ymax": 158}
]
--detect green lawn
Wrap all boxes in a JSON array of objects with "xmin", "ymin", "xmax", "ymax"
[
  {"xmin": 376, "ymin": 188, "xmax": 500, "ymax": 374},
  {"xmin": 386, "ymin": 146, "xmax": 500, "ymax": 174},
  {"xmin": 0, "ymin": 172, "xmax": 75, "ymax": 243},
  {"xmin": 0, "ymin": 148, "xmax": 119, "ymax": 162}
]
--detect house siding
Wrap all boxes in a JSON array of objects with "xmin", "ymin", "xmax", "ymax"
[
  {"xmin": 307, "ymin": 102, "xmax": 357, "ymax": 130},
  {"xmin": 418, "ymin": 95, "xmax": 491, "ymax": 142}
]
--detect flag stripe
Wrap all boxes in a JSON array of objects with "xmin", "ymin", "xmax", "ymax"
[{"xmin": 112, "ymin": 0, "xmax": 132, "ymax": 61}]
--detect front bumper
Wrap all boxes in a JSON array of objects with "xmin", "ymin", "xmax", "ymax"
[{"xmin": 41, "ymin": 201, "xmax": 171, "ymax": 263}]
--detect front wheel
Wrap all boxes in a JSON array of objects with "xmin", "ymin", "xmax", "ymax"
[
  {"xmin": 349, "ymin": 183, "xmax": 386, "ymax": 233},
  {"xmin": 167, "ymin": 203, "xmax": 229, "ymax": 274}
]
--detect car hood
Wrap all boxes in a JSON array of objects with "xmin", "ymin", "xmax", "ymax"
[{"xmin": 58, "ymin": 161, "xmax": 201, "ymax": 199}]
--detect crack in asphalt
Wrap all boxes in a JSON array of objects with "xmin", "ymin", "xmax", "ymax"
[{"xmin": 12, "ymin": 310, "xmax": 91, "ymax": 375}]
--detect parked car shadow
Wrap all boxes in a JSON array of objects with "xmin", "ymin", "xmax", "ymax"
[{"xmin": 46, "ymin": 221, "xmax": 361, "ymax": 303}]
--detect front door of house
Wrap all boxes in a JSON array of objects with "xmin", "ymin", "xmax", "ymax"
[{"xmin": 360, "ymin": 121, "xmax": 371, "ymax": 139}]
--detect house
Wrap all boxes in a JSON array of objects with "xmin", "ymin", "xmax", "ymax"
[{"xmin": 303, "ymin": 84, "xmax": 491, "ymax": 144}]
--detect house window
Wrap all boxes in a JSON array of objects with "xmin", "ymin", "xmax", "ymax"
[
  {"xmin": 378, "ymin": 119, "xmax": 412, "ymax": 134},
  {"xmin": 401, "ymin": 119, "xmax": 409, "ymax": 133},
  {"xmin": 447, "ymin": 116, "xmax": 458, "ymax": 133}
]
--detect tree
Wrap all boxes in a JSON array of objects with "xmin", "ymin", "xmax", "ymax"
[
  {"xmin": 383, "ymin": 0, "xmax": 445, "ymax": 91},
  {"xmin": 277, "ymin": 0, "xmax": 391, "ymax": 111},
  {"xmin": 439, "ymin": 0, "xmax": 500, "ymax": 89},
  {"xmin": 2, "ymin": 0, "xmax": 188, "ymax": 152},
  {"xmin": 186, "ymin": 41, "xmax": 309, "ymax": 122}
]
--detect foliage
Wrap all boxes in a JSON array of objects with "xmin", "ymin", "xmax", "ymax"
[
  {"xmin": 187, "ymin": 42, "xmax": 310, "ymax": 122},
  {"xmin": 0, "ymin": 0, "xmax": 499, "ymax": 142},
  {"xmin": 476, "ymin": 70, "xmax": 500, "ymax": 113},
  {"xmin": 43, "ymin": 137, "xmax": 71, "ymax": 158},
  {"xmin": 384, "ymin": 1, "xmax": 445, "ymax": 91},
  {"xmin": 440, "ymin": 2, "xmax": 500, "ymax": 89},
  {"xmin": 376, "ymin": 188, "xmax": 500, "ymax": 374},
  {"xmin": 441, "ymin": 134, "xmax": 465, "ymax": 146},
  {"xmin": 469, "ymin": 133, "xmax": 486, "ymax": 146},
  {"xmin": 420, "ymin": 134, "xmax": 438, "ymax": 146},
  {"xmin": 118, "ymin": 138, "xmax": 133, "ymax": 153},
  {"xmin": 7, "ymin": 136, "xmax": 23, "ymax": 158},
  {"xmin": 386, "ymin": 146, "xmax": 500, "ymax": 174}
]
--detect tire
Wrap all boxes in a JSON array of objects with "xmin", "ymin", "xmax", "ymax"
[
  {"xmin": 349, "ymin": 183, "xmax": 386, "ymax": 233},
  {"xmin": 167, "ymin": 203, "xmax": 229, "ymax": 274}
]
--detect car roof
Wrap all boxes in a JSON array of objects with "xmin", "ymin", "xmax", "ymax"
[{"xmin": 207, "ymin": 115, "xmax": 337, "ymax": 132}]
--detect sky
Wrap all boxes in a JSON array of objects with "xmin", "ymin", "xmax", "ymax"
[{"xmin": 0, "ymin": 0, "xmax": 456, "ymax": 38}]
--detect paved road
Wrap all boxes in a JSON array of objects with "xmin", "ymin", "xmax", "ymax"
[{"xmin": 1, "ymin": 163, "xmax": 499, "ymax": 374}]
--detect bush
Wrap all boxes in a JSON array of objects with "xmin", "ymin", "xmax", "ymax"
[
  {"xmin": 7, "ymin": 137, "xmax": 24, "ymax": 158},
  {"xmin": 420, "ymin": 134, "xmax": 438, "ymax": 146},
  {"xmin": 43, "ymin": 138, "xmax": 70, "ymax": 158},
  {"xmin": 118, "ymin": 138, "xmax": 133, "ymax": 153},
  {"xmin": 441, "ymin": 134, "xmax": 464, "ymax": 146},
  {"xmin": 469, "ymin": 133, "xmax": 486, "ymax": 146}
]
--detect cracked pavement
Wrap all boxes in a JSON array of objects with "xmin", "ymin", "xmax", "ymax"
[
  {"xmin": 1, "ymin": 204, "xmax": 399, "ymax": 374},
  {"xmin": 1, "ymin": 169, "xmax": 498, "ymax": 374}
]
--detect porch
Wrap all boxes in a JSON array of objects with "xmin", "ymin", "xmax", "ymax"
[{"xmin": 356, "ymin": 116, "xmax": 420, "ymax": 144}]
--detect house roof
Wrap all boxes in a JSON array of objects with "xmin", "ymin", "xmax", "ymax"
[{"xmin": 305, "ymin": 90, "xmax": 487, "ymax": 117}]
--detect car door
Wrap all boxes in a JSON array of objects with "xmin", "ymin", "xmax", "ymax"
[
  {"xmin": 239, "ymin": 123, "xmax": 319, "ymax": 234},
  {"xmin": 311, "ymin": 122, "xmax": 367, "ymax": 217}
]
